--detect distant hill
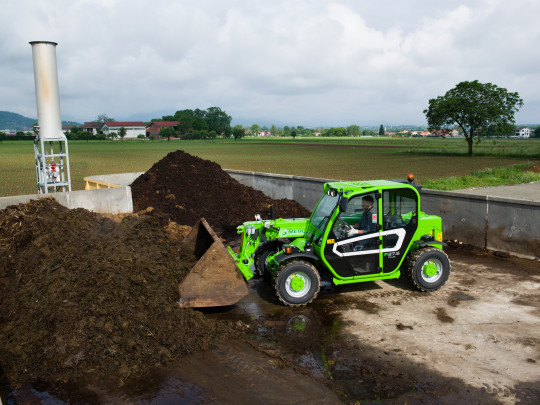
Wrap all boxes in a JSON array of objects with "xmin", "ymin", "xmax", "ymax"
[
  {"xmin": 0, "ymin": 111, "xmax": 81, "ymax": 132},
  {"xmin": 0, "ymin": 111, "xmax": 36, "ymax": 131}
]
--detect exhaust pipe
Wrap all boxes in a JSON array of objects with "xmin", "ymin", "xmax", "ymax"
[{"xmin": 30, "ymin": 41, "xmax": 65, "ymax": 140}]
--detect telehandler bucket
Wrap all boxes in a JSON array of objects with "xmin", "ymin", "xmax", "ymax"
[{"xmin": 178, "ymin": 218, "xmax": 248, "ymax": 308}]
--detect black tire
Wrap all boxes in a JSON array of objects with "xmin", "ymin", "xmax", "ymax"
[
  {"xmin": 406, "ymin": 247, "xmax": 450, "ymax": 292},
  {"xmin": 254, "ymin": 242, "xmax": 282, "ymax": 279},
  {"xmin": 274, "ymin": 260, "xmax": 320, "ymax": 306},
  {"xmin": 257, "ymin": 250, "xmax": 273, "ymax": 281}
]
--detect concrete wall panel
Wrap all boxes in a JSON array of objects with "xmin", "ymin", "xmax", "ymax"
[
  {"xmin": 0, "ymin": 187, "xmax": 133, "ymax": 214},
  {"xmin": 421, "ymin": 191, "xmax": 487, "ymax": 246},
  {"xmin": 486, "ymin": 199, "xmax": 540, "ymax": 257}
]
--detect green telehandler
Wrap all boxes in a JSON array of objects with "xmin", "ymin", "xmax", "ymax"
[{"xmin": 178, "ymin": 175, "xmax": 450, "ymax": 307}]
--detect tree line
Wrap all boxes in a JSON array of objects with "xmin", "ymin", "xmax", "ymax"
[
  {"xmin": 156, "ymin": 107, "xmax": 232, "ymax": 140},
  {"xmin": 1, "ymin": 80, "xmax": 536, "ymax": 156}
]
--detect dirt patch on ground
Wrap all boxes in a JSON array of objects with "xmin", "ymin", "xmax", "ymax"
[
  {"xmin": 0, "ymin": 198, "xmax": 241, "ymax": 391},
  {"xmin": 130, "ymin": 150, "xmax": 310, "ymax": 233},
  {"xmin": 526, "ymin": 161, "xmax": 540, "ymax": 173},
  {"xmin": 445, "ymin": 239, "xmax": 514, "ymax": 259}
]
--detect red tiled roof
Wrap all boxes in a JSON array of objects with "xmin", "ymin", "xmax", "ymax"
[
  {"xmin": 104, "ymin": 121, "xmax": 146, "ymax": 127},
  {"xmin": 148, "ymin": 121, "xmax": 179, "ymax": 127}
]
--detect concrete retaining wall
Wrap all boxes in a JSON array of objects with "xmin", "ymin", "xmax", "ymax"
[
  {"xmin": 225, "ymin": 170, "xmax": 540, "ymax": 260},
  {"xmin": 0, "ymin": 186, "xmax": 133, "ymax": 214},
  {"xmin": 2, "ymin": 170, "xmax": 538, "ymax": 259},
  {"xmin": 421, "ymin": 190, "xmax": 539, "ymax": 258}
]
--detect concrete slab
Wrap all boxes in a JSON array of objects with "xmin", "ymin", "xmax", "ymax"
[{"xmin": 452, "ymin": 181, "xmax": 540, "ymax": 202}]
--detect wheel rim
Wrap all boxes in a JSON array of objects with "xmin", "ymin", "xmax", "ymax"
[
  {"xmin": 420, "ymin": 258, "xmax": 443, "ymax": 283},
  {"xmin": 285, "ymin": 272, "xmax": 311, "ymax": 298}
]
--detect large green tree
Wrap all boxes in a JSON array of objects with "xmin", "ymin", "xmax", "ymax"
[
  {"xmin": 205, "ymin": 106, "xmax": 232, "ymax": 137},
  {"xmin": 325, "ymin": 127, "xmax": 347, "ymax": 137},
  {"xmin": 250, "ymin": 124, "xmax": 260, "ymax": 136},
  {"xmin": 424, "ymin": 80, "xmax": 523, "ymax": 155},
  {"xmin": 347, "ymin": 125, "xmax": 361, "ymax": 137},
  {"xmin": 174, "ymin": 109, "xmax": 209, "ymax": 134},
  {"xmin": 283, "ymin": 126, "xmax": 291, "ymax": 137},
  {"xmin": 233, "ymin": 125, "xmax": 244, "ymax": 140}
]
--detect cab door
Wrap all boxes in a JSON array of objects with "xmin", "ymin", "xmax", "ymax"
[
  {"xmin": 323, "ymin": 191, "xmax": 382, "ymax": 278},
  {"xmin": 381, "ymin": 188, "xmax": 419, "ymax": 272}
]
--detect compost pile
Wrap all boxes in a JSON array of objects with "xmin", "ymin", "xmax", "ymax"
[
  {"xmin": 131, "ymin": 150, "xmax": 311, "ymax": 232},
  {"xmin": 0, "ymin": 198, "xmax": 238, "ymax": 387}
]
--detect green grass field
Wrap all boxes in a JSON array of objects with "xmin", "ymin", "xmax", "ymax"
[{"xmin": 0, "ymin": 137, "xmax": 538, "ymax": 197}]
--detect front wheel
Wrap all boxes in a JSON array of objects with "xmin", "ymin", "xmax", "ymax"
[
  {"xmin": 257, "ymin": 250, "xmax": 274, "ymax": 281},
  {"xmin": 255, "ymin": 243, "xmax": 282, "ymax": 280},
  {"xmin": 274, "ymin": 260, "xmax": 320, "ymax": 306},
  {"xmin": 406, "ymin": 247, "xmax": 450, "ymax": 292}
]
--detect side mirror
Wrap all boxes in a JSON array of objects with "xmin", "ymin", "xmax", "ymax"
[{"xmin": 339, "ymin": 197, "xmax": 348, "ymax": 212}]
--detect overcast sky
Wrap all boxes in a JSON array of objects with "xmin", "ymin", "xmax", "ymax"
[{"xmin": 1, "ymin": 0, "xmax": 538, "ymax": 127}]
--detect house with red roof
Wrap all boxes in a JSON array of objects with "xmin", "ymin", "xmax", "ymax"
[{"xmin": 146, "ymin": 121, "xmax": 179, "ymax": 139}]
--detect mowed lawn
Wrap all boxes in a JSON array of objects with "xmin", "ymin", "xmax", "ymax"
[{"xmin": 0, "ymin": 138, "xmax": 538, "ymax": 197}]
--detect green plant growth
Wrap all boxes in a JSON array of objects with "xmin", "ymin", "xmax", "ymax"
[
  {"xmin": 420, "ymin": 163, "xmax": 540, "ymax": 190},
  {"xmin": 118, "ymin": 126, "xmax": 126, "ymax": 140}
]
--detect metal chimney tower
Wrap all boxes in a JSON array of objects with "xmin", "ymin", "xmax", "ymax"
[{"xmin": 30, "ymin": 41, "xmax": 71, "ymax": 194}]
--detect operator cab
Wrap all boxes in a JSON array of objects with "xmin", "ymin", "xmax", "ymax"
[{"xmin": 318, "ymin": 181, "xmax": 420, "ymax": 279}]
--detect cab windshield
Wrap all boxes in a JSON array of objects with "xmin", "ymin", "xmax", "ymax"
[{"xmin": 305, "ymin": 194, "xmax": 339, "ymax": 244}]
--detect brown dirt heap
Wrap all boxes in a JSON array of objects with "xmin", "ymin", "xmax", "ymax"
[
  {"xmin": 0, "ymin": 198, "xmax": 237, "ymax": 387},
  {"xmin": 130, "ymin": 150, "xmax": 310, "ymax": 232}
]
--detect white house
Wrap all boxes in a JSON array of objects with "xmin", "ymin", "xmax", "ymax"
[
  {"xmin": 102, "ymin": 121, "xmax": 146, "ymax": 139},
  {"xmin": 515, "ymin": 127, "xmax": 532, "ymax": 138},
  {"xmin": 80, "ymin": 122, "xmax": 103, "ymax": 135}
]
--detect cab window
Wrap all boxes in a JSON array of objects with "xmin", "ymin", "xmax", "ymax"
[
  {"xmin": 332, "ymin": 192, "xmax": 378, "ymax": 241},
  {"xmin": 382, "ymin": 188, "xmax": 418, "ymax": 230}
]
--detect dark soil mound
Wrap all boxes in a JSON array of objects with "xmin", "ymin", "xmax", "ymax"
[
  {"xmin": 0, "ymin": 199, "xmax": 238, "ymax": 388},
  {"xmin": 130, "ymin": 150, "xmax": 311, "ymax": 232}
]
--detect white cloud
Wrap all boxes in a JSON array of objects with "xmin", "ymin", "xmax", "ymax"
[{"xmin": 0, "ymin": 0, "xmax": 538, "ymax": 126}]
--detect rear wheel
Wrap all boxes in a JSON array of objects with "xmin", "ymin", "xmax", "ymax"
[
  {"xmin": 406, "ymin": 247, "xmax": 450, "ymax": 292},
  {"xmin": 275, "ymin": 260, "xmax": 320, "ymax": 306}
]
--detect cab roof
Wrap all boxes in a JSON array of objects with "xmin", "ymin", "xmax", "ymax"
[{"xmin": 324, "ymin": 179, "xmax": 420, "ymax": 196}]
